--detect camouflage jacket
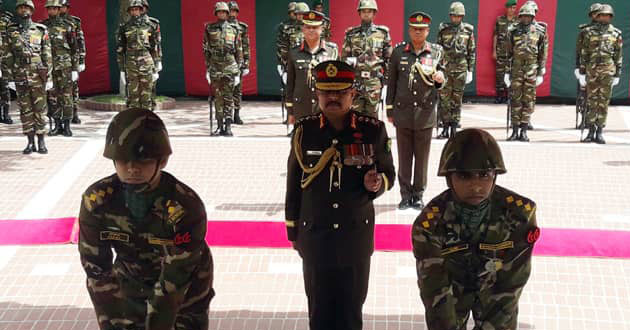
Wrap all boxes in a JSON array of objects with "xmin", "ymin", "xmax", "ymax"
[
  {"xmin": 412, "ymin": 185, "xmax": 538, "ymax": 330},
  {"xmin": 579, "ymin": 22, "xmax": 623, "ymax": 77},
  {"xmin": 41, "ymin": 16, "xmax": 79, "ymax": 72},
  {"xmin": 0, "ymin": 11, "xmax": 13, "ymax": 70},
  {"xmin": 575, "ymin": 20, "xmax": 596, "ymax": 68},
  {"xmin": 144, "ymin": 15, "xmax": 162, "ymax": 64},
  {"xmin": 60, "ymin": 13, "xmax": 86, "ymax": 66},
  {"xmin": 507, "ymin": 22, "xmax": 548, "ymax": 76},
  {"xmin": 286, "ymin": 111, "xmax": 395, "ymax": 265},
  {"xmin": 276, "ymin": 18, "xmax": 301, "ymax": 70},
  {"xmin": 437, "ymin": 22, "xmax": 476, "ymax": 73},
  {"xmin": 493, "ymin": 15, "xmax": 517, "ymax": 59},
  {"xmin": 286, "ymin": 39, "xmax": 338, "ymax": 119},
  {"xmin": 229, "ymin": 17, "xmax": 250, "ymax": 71},
  {"xmin": 116, "ymin": 16, "xmax": 160, "ymax": 74},
  {"xmin": 341, "ymin": 23, "xmax": 392, "ymax": 91},
  {"xmin": 203, "ymin": 19, "xmax": 243, "ymax": 79},
  {"xmin": 78, "ymin": 172, "xmax": 213, "ymax": 330},
  {"xmin": 386, "ymin": 41, "xmax": 445, "ymax": 130},
  {"xmin": 322, "ymin": 16, "xmax": 331, "ymax": 40},
  {"xmin": 3, "ymin": 20, "xmax": 52, "ymax": 83}
]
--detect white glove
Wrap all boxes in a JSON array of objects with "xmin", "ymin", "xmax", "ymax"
[
  {"xmin": 535, "ymin": 76, "xmax": 543, "ymax": 87},
  {"xmin": 242, "ymin": 69, "xmax": 250, "ymax": 77},
  {"xmin": 380, "ymin": 85, "xmax": 387, "ymax": 103},
  {"xmin": 71, "ymin": 71, "xmax": 79, "ymax": 82},
  {"xmin": 0, "ymin": 69, "xmax": 2, "ymax": 78},
  {"xmin": 120, "ymin": 72, "xmax": 126, "ymax": 85},
  {"xmin": 465, "ymin": 71, "xmax": 473, "ymax": 84},
  {"xmin": 234, "ymin": 75, "xmax": 240, "ymax": 86},
  {"xmin": 503, "ymin": 74, "xmax": 511, "ymax": 88},
  {"xmin": 206, "ymin": 72, "xmax": 212, "ymax": 85},
  {"xmin": 612, "ymin": 77, "xmax": 620, "ymax": 86},
  {"xmin": 574, "ymin": 69, "xmax": 581, "ymax": 80},
  {"xmin": 78, "ymin": 64, "xmax": 85, "ymax": 72},
  {"xmin": 282, "ymin": 72, "xmax": 287, "ymax": 85},
  {"xmin": 45, "ymin": 80, "xmax": 54, "ymax": 91},
  {"xmin": 155, "ymin": 62, "xmax": 162, "ymax": 72},
  {"xmin": 152, "ymin": 73, "xmax": 159, "ymax": 82},
  {"xmin": 8, "ymin": 82, "xmax": 15, "ymax": 90},
  {"xmin": 345, "ymin": 57, "xmax": 357, "ymax": 67},
  {"xmin": 578, "ymin": 75, "xmax": 586, "ymax": 87},
  {"xmin": 277, "ymin": 64, "xmax": 283, "ymax": 77},
  {"xmin": 541, "ymin": 68, "xmax": 546, "ymax": 76}
]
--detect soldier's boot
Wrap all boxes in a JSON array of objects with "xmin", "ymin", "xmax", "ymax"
[
  {"xmin": 507, "ymin": 124, "xmax": 520, "ymax": 141},
  {"xmin": 211, "ymin": 118, "xmax": 223, "ymax": 136},
  {"xmin": 438, "ymin": 124, "xmax": 450, "ymax": 139},
  {"xmin": 49, "ymin": 119, "xmax": 62, "ymax": 136},
  {"xmin": 233, "ymin": 108, "xmax": 244, "ymax": 125},
  {"xmin": 595, "ymin": 125, "xmax": 606, "ymax": 144},
  {"xmin": 23, "ymin": 134, "xmax": 36, "ymax": 155},
  {"xmin": 581, "ymin": 125, "xmax": 596, "ymax": 143},
  {"xmin": 450, "ymin": 122, "xmax": 458, "ymax": 138},
  {"xmin": 519, "ymin": 123, "xmax": 530, "ymax": 142},
  {"xmin": 224, "ymin": 118, "xmax": 234, "ymax": 137},
  {"xmin": 527, "ymin": 123, "xmax": 534, "ymax": 130},
  {"xmin": 1, "ymin": 105, "xmax": 12, "ymax": 124},
  {"xmin": 71, "ymin": 106, "xmax": 81, "ymax": 124},
  {"xmin": 36, "ymin": 134, "xmax": 48, "ymax": 154},
  {"xmin": 62, "ymin": 120, "xmax": 73, "ymax": 137}
]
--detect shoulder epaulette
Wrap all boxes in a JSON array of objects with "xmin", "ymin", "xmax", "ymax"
[
  {"xmin": 148, "ymin": 16, "xmax": 160, "ymax": 25},
  {"xmin": 345, "ymin": 25, "xmax": 360, "ymax": 35},
  {"xmin": 495, "ymin": 186, "xmax": 536, "ymax": 221},
  {"xmin": 82, "ymin": 177, "xmax": 117, "ymax": 212},
  {"xmin": 355, "ymin": 112, "xmax": 382, "ymax": 127},
  {"xmin": 238, "ymin": 21, "xmax": 248, "ymax": 29},
  {"xmin": 535, "ymin": 21, "xmax": 547, "ymax": 32},
  {"xmin": 438, "ymin": 22, "xmax": 449, "ymax": 31},
  {"xmin": 295, "ymin": 114, "xmax": 319, "ymax": 126},
  {"xmin": 611, "ymin": 26, "xmax": 622, "ymax": 35},
  {"xmin": 463, "ymin": 22, "xmax": 474, "ymax": 33},
  {"xmin": 375, "ymin": 25, "xmax": 390, "ymax": 33},
  {"xmin": 578, "ymin": 23, "xmax": 589, "ymax": 30},
  {"xmin": 325, "ymin": 41, "xmax": 338, "ymax": 49},
  {"xmin": 416, "ymin": 191, "xmax": 449, "ymax": 230},
  {"xmin": 1, "ymin": 10, "xmax": 14, "ymax": 19},
  {"xmin": 32, "ymin": 22, "xmax": 48, "ymax": 31},
  {"xmin": 69, "ymin": 15, "xmax": 81, "ymax": 24}
]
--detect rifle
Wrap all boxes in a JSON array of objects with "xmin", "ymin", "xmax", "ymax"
[
  {"xmin": 506, "ymin": 88, "xmax": 512, "ymax": 139},
  {"xmin": 208, "ymin": 94, "xmax": 215, "ymax": 136},
  {"xmin": 576, "ymin": 84, "xmax": 587, "ymax": 130}
]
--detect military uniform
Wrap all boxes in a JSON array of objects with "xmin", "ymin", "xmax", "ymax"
[
  {"xmin": 413, "ymin": 128, "xmax": 539, "ymax": 330},
  {"xmin": 59, "ymin": 0, "xmax": 86, "ymax": 123},
  {"xmin": 386, "ymin": 12, "xmax": 445, "ymax": 210},
  {"xmin": 276, "ymin": 2, "xmax": 308, "ymax": 72},
  {"xmin": 341, "ymin": 0, "xmax": 392, "ymax": 117},
  {"xmin": 437, "ymin": 3, "xmax": 475, "ymax": 137},
  {"xmin": 4, "ymin": 0, "xmax": 52, "ymax": 154},
  {"xmin": 141, "ymin": 0, "xmax": 162, "ymax": 111},
  {"xmin": 228, "ymin": 1, "xmax": 250, "ymax": 125},
  {"xmin": 286, "ymin": 60, "xmax": 396, "ymax": 330},
  {"xmin": 0, "ymin": 3, "xmax": 14, "ymax": 124},
  {"xmin": 493, "ymin": 0, "xmax": 517, "ymax": 104},
  {"xmin": 79, "ymin": 109, "xmax": 214, "ymax": 330},
  {"xmin": 116, "ymin": 0, "xmax": 161, "ymax": 110}
]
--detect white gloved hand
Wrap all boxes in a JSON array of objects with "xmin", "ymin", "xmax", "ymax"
[
  {"xmin": 234, "ymin": 75, "xmax": 240, "ymax": 86},
  {"xmin": 0, "ymin": 69, "xmax": 2, "ymax": 78},
  {"xmin": 71, "ymin": 71, "xmax": 79, "ymax": 82},
  {"xmin": 155, "ymin": 62, "xmax": 162, "ymax": 72},
  {"xmin": 535, "ymin": 76, "xmax": 543, "ymax": 87},
  {"xmin": 277, "ymin": 64, "xmax": 283, "ymax": 77},
  {"xmin": 578, "ymin": 75, "xmax": 586, "ymax": 87},
  {"xmin": 380, "ymin": 85, "xmax": 387, "ymax": 103},
  {"xmin": 45, "ymin": 80, "xmax": 54, "ymax": 91},
  {"xmin": 206, "ymin": 72, "xmax": 212, "ymax": 85},
  {"xmin": 541, "ymin": 68, "xmax": 546, "ymax": 76},
  {"xmin": 612, "ymin": 77, "xmax": 620, "ymax": 86},
  {"xmin": 242, "ymin": 69, "xmax": 250, "ymax": 77},
  {"xmin": 465, "ymin": 71, "xmax": 473, "ymax": 84},
  {"xmin": 503, "ymin": 74, "xmax": 511, "ymax": 88},
  {"xmin": 78, "ymin": 64, "xmax": 86, "ymax": 72},
  {"xmin": 120, "ymin": 72, "xmax": 126, "ymax": 85},
  {"xmin": 574, "ymin": 69, "xmax": 581, "ymax": 80},
  {"xmin": 152, "ymin": 73, "xmax": 159, "ymax": 82},
  {"xmin": 345, "ymin": 57, "xmax": 357, "ymax": 67},
  {"xmin": 8, "ymin": 82, "xmax": 16, "ymax": 90},
  {"xmin": 282, "ymin": 72, "xmax": 287, "ymax": 85}
]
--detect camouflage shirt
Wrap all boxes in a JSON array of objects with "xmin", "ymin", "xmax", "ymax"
[
  {"xmin": 3, "ymin": 20, "xmax": 52, "ymax": 83},
  {"xmin": 412, "ymin": 185, "xmax": 539, "ymax": 330},
  {"xmin": 60, "ymin": 13, "xmax": 86, "ymax": 67},
  {"xmin": 493, "ymin": 15, "xmax": 517, "ymax": 59},
  {"xmin": 79, "ymin": 172, "xmax": 213, "ymax": 330},
  {"xmin": 437, "ymin": 22, "xmax": 476, "ymax": 73},
  {"xmin": 575, "ymin": 20, "xmax": 596, "ymax": 68},
  {"xmin": 144, "ymin": 14, "xmax": 162, "ymax": 64},
  {"xmin": 579, "ymin": 22, "xmax": 623, "ymax": 77},
  {"xmin": 116, "ymin": 15, "xmax": 160, "ymax": 74},
  {"xmin": 41, "ymin": 16, "xmax": 79, "ymax": 72},
  {"xmin": 203, "ymin": 19, "xmax": 243, "ymax": 79},
  {"xmin": 507, "ymin": 22, "xmax": 548, "ymax": 76},
  {"xmin": 229, "ymin": 17, "xmax": 250, "ymax": 71},
  {"xmin": 341, "ymin": 22, "xmax": 392, "ymax": 91},
  {"xmin": 276, "ymin": 18, "xmax": 302, "ymax": 70}
]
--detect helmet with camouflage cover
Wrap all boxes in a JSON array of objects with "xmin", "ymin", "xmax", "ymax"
[
  {"xmin": 61, "ymin": 0, "xmax": 70, "ymax": 6},
  {"xmin": 288, "ymin": 2, "xmax": 297, "ymax": 12},
  {"xmin": 523, "ymin": 0, "xmax": 538, "ymax": 12},
  {"xmin": 214, "ymin": 1, "xmax": 229, "ymax": 15},
  {"xmin": 45, "ymin": 0, "xmax": 62, "ymax": 8},
  {"xmin": 15, "ymin": 0, "xmax": 35, "ymax": 10},
  {"xmin": 598, "ymin": 4, "xmax": 613, "ymax": 16},
  {"xmin": 141, "ymin": 0, "xmax": 149, "ymax": 9},
  {"xmin": 127, "ymin": 0, "xmax": 144, "ymax": 10},
  {"xmin": 438, "ymin": 129, "xmax": 506, "ymax": 176},
  {"xmin": 104, "ymin": 109, "xmax": 172, "ymax": 161},
  {"xmin": 518, "ymin": 4, "xmax": 536, "ymax": 17},
  {"xmin": 228, "ymin": 1, "xmax": 239, "ymax": 11},
  {"xmin": 295, "ymin": 2, "xmax": 310, "ymax": 14},
  {"xmin": 589, "ymin": 3, "xmax": 602, "ymax": 16},
  {"xmin": 357, "ymin": 0, "xmax": 378, "ymax": 12},
  {"xmin": 449, "ymin": 2, "xmax": 465, "ymax": 16}
]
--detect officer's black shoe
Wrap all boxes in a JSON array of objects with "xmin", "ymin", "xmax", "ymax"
[
  {"xmin": 23, "ymin": 134, "xmax": 36, "ymax": 154},
  {"xmin": 595, "ymin": 125, "xmax": 606, "ymax": 144},
  {"xmin": 211, "ymin": 119, "xmax": 223, "ymax": 136},
  {"xmin": 398, "ymin": 198, "xmax": 412, "ymax": 210},
  {"xmin": 233, "ymin": 109, "xmax": 244, "ymax": 125},
  {"xmin": 49, "ymin": 119, "xmax": 62, "ymax": 136},
  {"xmin": 450, "ymin": 122, "xmax": 458, "ymax": 138},
  {"xmin": 223, "ymin": 119, "xmax": 234, "ymax": 137},
  {"xmin": 519, "ymin": 123, "xmax": 530, "ymax": 142},
  {"xmin": 527, "ymin": 123, "xmax": 534, "ymax": 130},
  {"xmin": 411, "ymin": 196, "xmax": 424, "ymax": 210},
  {"xmin": 507, "ymin": 125, "xmax": 520, "ymax": 141},
  {"xmin": 36, "ymin": 134, "xmax": 48, "ymax": 154},
  {"xmin": 438, "ymin": 125, "xmax": 450, "ymax": 139},
  {"xmin": 62, "ymin": 120, "xmax": 73, "ymax": 137},
  {"xmin": 581, "ymin": 125, "xmax": 596, "ymax": 143}
]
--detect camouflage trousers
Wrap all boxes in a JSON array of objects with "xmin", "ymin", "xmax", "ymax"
[
  {"xmin": 495, "ymin": 57, "xmax": 510, "ymax": 96},
  {"xmin": 438, "ymin": 71, "xmax": 466, "ymax": 124},
  {"xmin": 232, "ymin": 74, "xmax": 242, "ymax": 111},
  {"xmin": 0, "ymin": 77, "xmax": 10, "ymax": 108},
  {"xmin": 509, "ymin": 66, "xmax": 537, "ymax": 124},
  {"xmin": 352, "ymin": 78, "xmax": 382, "ymax": 118},
  {"xmin": 15, "ymin": 77, "xmax": 47, "ymax": 135},
  {"xmin": 48, "ymin": 68, "xmax": 74, "ymax": 121},
  {"xmin": 213, "ymin": 76, "xmax": 235, "ymax": 121},
  {"xmin": 126, "ymin": 68, "xmax": 155, "ymax": 110},
  {"xmin": 72, "ymin": 79, "xmax": 79, "ymax": 114},
  {"xmin": 449, "ymin": 282, "xmax": 522, "ymax": 330},
  {"xmin": 585, "ymin": 69, "xmax": 614, "ymax": 128}
]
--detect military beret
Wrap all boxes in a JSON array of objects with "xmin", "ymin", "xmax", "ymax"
[
  {"xmin": 302, "ymin": 10, "xmax": 325, "ymax": 26},
  {"xmin": 314, "ymin": 60, "xmax": 355, "ymax": 91},
  {"xmin": 505, "ymin": 0, "xmax": 517, "ymax": 7},
  {"xmin": 408, "ymin": 11, "xmax": 432, "ymax": 28}
]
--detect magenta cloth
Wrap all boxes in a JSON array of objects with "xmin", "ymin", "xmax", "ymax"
[{"xmin": 0, "ymin": 218, "xmax": 76, "ymax": 245}]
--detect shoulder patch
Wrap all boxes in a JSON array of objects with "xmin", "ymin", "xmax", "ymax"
[
  {"xmin": 498, "ymin": 187, "xmax": 536, "ymax": 220},
  {"xmin": 418, "ymin": 196, "xmax": 448, "ymax": 230}
]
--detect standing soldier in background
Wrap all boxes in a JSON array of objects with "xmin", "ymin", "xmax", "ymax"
[
  {"xmin": 436, "ymin": 1, "xmax": 475, "ymax": 139},
  {"xmin": 141, "ymin": 0, "xmax": 162, "ymax": 111},
  {"xmin": 203, "ymin": 1, "xmax": 242, "ymax": 137},
  {"xmin": 277, "ymin": 2, "xmax": 309, "ymax": 82},
  {"xmin": 579, "ymin": 4, "xmax": 622, "ymax": 145},
  {"xmin": 4, "ymin": 0, "xmax": 53, "ymax": 154},
  {"xmin": 228, "ymin": 1, "xmax": 250, "ymax": 125},
  {"xmin": 312, "ymin": 1, "xmax": 331, "ymax": 41},
  {"xmin": 504, "ymin": 4, "xmax": 547, "ymax": 142},
  {"xmin": 493, "ymin": 0, "xmax": 517, "ymax": 104},
  {"xmin": 275, "ymin": 2, "xmax": 297, "ymax": 124},
  {"xmin": 286, "ymin": 10, "xmax": 338, "ymax": 124},
  {"xmin": 574, "ymin": 3, "xmax": 601, "ymax": 130},
  {"xmin": 341, "ymin": 0, "xmax": 392, "ymax": 118},
  {"xmin": 43, "ymin": 0, "xmax": 79, "ymax": 137},
  {"xmin": 59, "ymin": 0, "xmax": 85, "ymax": 124},
  {"xmin": 521, "ymin": 0, "xmax": 546, "ymax": 131},
  {"xmin": 0, "ymin": 0, "xmax": 14, "ymax": 125},
  {"xmin": 116, "ymin": 0, "xmax": 160, "ymax": 111}
]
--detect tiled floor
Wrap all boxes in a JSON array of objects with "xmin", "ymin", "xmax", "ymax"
[{"xmin": 1, "ymin": 100, "xmax": 630, "ymax": 329}]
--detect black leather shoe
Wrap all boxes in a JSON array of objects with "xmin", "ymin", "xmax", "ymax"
[
  {"xmin": 233, "ymin": 109, "xmax": 244, "ymax": 125},
  {"xmin": 437, "ymin": 125, "xmax": 450, "ymax": 139},
  {"xmin": 581, "ymin": 125, "xmax": 596, "ymax": 143},
  {"xmin": 527, "ymin": 123, "xmax": 534, "ymax": 130},
  {"xmin": 23, "ymin": 134, "xmax": 36, "ymax": 154},
  {"xmin": 49, "ymin": 119, "xmax": 62, "ymax": 136},
  {"xmin": 223, "ymin": 118, "xmax": 234, "ymax": 136},
  {"xmin": 398, "ymin": 198, "xmax": 412, "ymax": 210},
  {"xmin": 595, "ymin": 125, "xmax": 606, "ymax": 144},
  {"xmin": 519, "ymin": 123, "xmax": 530, "ymax": 142},
  {"xmin": 36, "ymin": 134, "xmax": 48, "ymax": 154},
  {"xmin": 62, "ymin": 120, "xmax": 73, "ymax": 137},
  {"xmin": 411, "ymin": 196, "xmax": 424, "ymax": 210},
  {"xmin": 211, "ymin": 119, "xmax": 223, "ymax": 136},
  {"xmin": 507, "ymin": 125, "xmax": 519, "ymax": 141}
]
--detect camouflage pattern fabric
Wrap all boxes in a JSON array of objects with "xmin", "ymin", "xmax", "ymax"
[
  {"xmin": 321, "ymin": 16, "xmax": 331, "ymax": 41},
  {"xmin": 341, "ymin": 23, "xmax": 392, "ymax": 117},
  {"xmin": 60, "ymin": 12, "xmax": 85, "ymax": 113},
  {"xmin": 494, "ymin": 15, "xmax": 516, "ymax": 96},
  {"xmin": 0, "ymin": 10, "xmax": 14, "ymax": 111},
  {"xmin": 276, "ymin": 19, "xmax": 302, "ymax": 70},
  {"xmin": 3, "ymin": 20, "xmax": 52, "ymax": 135},
  {"xmin": 144, "ymin": 14, "xmax": 161, "ymax": 110},
  {"xmin": 412, "ymin": 185, "xmax": 538, "ymax": 330},
  {"xmin": 229, "ymin": 17, "xmax": 250, "ymax": 112},
  {"xmin": 437, "ymin": 22, "xmax": 475, "ymax": 124},
  {"xmin": 580, "ymin": 22, "xmax": 622, "ymax": 128}
]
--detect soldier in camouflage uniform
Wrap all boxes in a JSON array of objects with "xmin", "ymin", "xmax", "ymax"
[
  {"xmin": 276, "ymin": 2, "xmax": 309, "ymax": 80},
  {"xmin": 228, "ymin": 1, "xmax": 250, "ymax": 125},
  {"xmin": 574, "ymin": 3, "xmax": 601, "ymax": 130},
  {"xmin": 286, "ymin": 10, "xmax": 338, "ymax": 123},
  {"xmin": 203, "ymin": 2, "xmax": 243, "ymax": 137},
  {"xmin": 141, "ymin": 0, "xmax": 162, "ymax": 111},
  {"xmin": 0, "ymin": 0, "xmax": 14, "ymax": 125},
  {"xmin": 116, "ymin": 0, "xmax": 161, "ymax": 111},
  {"xmin": 579, "ymin": 4, "xmax": 622, "ymax": 145},
  {"xmin": 504, "ymin": 4, "xmax": 547, "ymax": 142},
  {"xmin": 79, "ymin": 109, "xmax": 214, "ymax": 330},
  {"xmin": 59, "ymin": 0, "xmax": 86, "ymax": 124},
  {"xmin": 437, "ymin": 2, "xmax": 476, "ymax": 139},
  {"xmin": 4, "ymin": 0, "xmax": 53, "ymax": 154},
  {"xmin": 492, "ymin": 0, "xmax": 517, "ymax": 104},
  {"xmin": 341, "ymin": 0, "xmax": 392, "ymax": 118},
  {"xmin": 42, "ymin": 0, "xmax": 79, "ymax": 137},
  {"xmin": 412, "ymin": 128, "xmax": 539, "ymax": 330}
]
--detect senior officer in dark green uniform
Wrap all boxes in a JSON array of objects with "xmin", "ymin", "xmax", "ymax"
[
  {"xmin": 412, "ymin": 128, "xmax": 539, "ymax": 330},
  {"xmin": 286, "ymin": 60, "xmax": 395, "ymax": 330},
  {"xmin": 286, "ymin": 10, "xmax": 338, "ymax": 124},
  {"xmin": 79, "ymin": 109, "xmax": 214, "ymax": 330},
  {"xmin": 386, "ymin": 12, "xmax": 445, "ymax": 210}
]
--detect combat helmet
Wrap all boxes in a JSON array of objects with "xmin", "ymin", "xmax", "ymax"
[
  {"xmin": 127, "ymin": 0, "xmax": 144, "ymax": 10},
  {"xmin": 288, "ymin": 2, "xmax": 297, "ymax": 13},
  {"xmin": 45, "ymin": 0, "xmax": 62, "ymax": 8},
  {"xmin": 103, "ymin": 109, "xmax": 172, "ymax": 161},
  {"xmin": 141, "ymin": 0, "xmax": 149, "ymax": 9},
  {"xmin": 214, "ymin": 1, "xmax": 229, "ymax": 15},
  {"xmin": 228, "ymin": 1, "xmax": 239, "ymax": 12},
  {"xmin": 295, "ymin": 2, "xmax": 310, "ymax": 14},
  {"xmin": 598, "ymin": 4, "xmax": 614, "ymax": 17},
  {"xmin": 523, "ymin": 0, "xmax": 538, "ymax": 13},
  {"xmin": 518, "ymin": 4, "xmax": 536, "ymax": 17},
  {"xmin": 437, "ymin": 129, "xmax": 506, "ymax": 176},
  {"xmin": 357, "ymin": 0, "xmax": 378, "ymax": 12},
  {"xmin": 15, "ymin": 0, "xmax": 35, "ymax": 10},
  {"xmin": 449, "ymin": 2, "xmax": 465, "ymax": 16},
  {"xmin": 61, "ymin": 0, "xmax": 70, "ymax": 6},
  {"xmin": 589, "ymin": 3, "xmax": 602, "ymax": 16}
]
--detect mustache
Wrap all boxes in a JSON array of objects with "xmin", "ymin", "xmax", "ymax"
[{"xmin": 324, "ymin": 101, "xmax": 342, "ymax": 108}]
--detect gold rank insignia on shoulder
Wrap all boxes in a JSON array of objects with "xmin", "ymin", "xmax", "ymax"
[{"xmin": 165, "ymin": 200, "xmax": 185, "ymax": 225}]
